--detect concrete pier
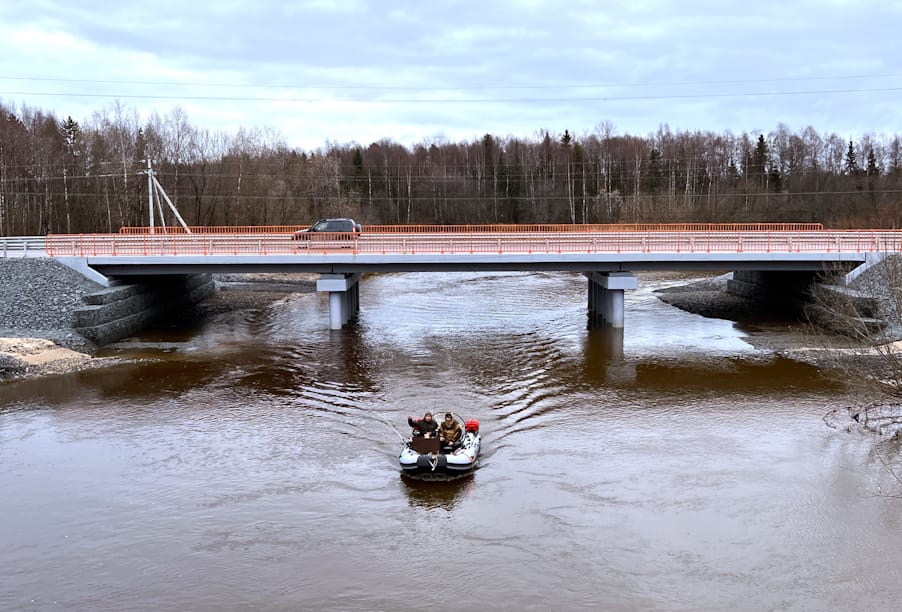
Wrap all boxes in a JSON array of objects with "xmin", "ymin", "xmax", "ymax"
[
  {"xmin": 316, "ymin": 273, "xmax": 361, "ymax": 329},
  {"xmin": 586, "ymin": 272, "xmax": 637, "ymax": 328}
]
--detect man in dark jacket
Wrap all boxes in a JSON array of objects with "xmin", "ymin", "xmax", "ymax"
[{"xmin": 408, "ymin": 412, "xmax": 438, "ymax": 437}]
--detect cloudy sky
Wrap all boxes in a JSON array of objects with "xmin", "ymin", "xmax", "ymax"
[{"xmin": 1, "ymin": 0, "xmax": 900, "ymax": 150}]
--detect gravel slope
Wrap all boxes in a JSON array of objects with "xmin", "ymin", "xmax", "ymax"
[{"xmin": 0, "ymin": 258, "xmax": 102, "ymax": 353}]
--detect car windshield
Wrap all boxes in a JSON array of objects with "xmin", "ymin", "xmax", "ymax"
[{"xmin": 313, "ymin": 221, "xmax": 349, "ymax": 232}]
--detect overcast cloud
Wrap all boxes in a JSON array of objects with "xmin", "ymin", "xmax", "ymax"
[{"xmin": 1, "ymin": 0, "xmax": 900, "ymax": 149}]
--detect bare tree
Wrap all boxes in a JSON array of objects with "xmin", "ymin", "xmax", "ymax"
[
  {"xmin": 811, "ymin": 256, "xmax": 902, "ymax": 437},
  {"xmin": 5, "ymin": 99, "xmax": 902, "ymax": 234}
]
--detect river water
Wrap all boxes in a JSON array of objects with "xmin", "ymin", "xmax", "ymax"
[{"xmin": 2, "ymin": 272, "xmax": 901, "ymax": 611}]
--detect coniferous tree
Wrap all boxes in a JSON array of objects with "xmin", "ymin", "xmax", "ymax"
[
  {"xmin": 844, "ymin": 140, "xmax": 860, "ymax": 176},
  {"xmin": 560, "ymin": 129, "xmax": 572, "ymax": 148},
  {"xmin": 866, "ymin": 149, "xmax": 880, "ymax": 177},
  {"xmin": 645, "ymin": 147, "xmax": 664, "ymax": 195},
  {"xmin": 752, "ymin": 135, "xmax": 769, "ymax": 188},
  {"xmin": 57, "ymin": 116, "xmax": 83, "ymax": 233},
  {"xmin": 352, "ymin": 147, "xmax": 364, "ymax": 177},
  {"xmin": 59, "ymin": 116, "xmax": 81, "ymax": 152}
]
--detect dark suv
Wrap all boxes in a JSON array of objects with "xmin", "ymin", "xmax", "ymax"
[{"xmin": 291, "ymin": 218, "xmax": 362, "ymax": 247}]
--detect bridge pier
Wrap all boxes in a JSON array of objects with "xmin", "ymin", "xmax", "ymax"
[
  {"xmin": 316, "ymin": 273, "xmax": 361, "ymax": 329},
  {"xmin": 586, "ymin": 272, "xmax": 637, "ymax": 328}
]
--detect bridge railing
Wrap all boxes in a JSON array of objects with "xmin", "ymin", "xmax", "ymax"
[
  {"xmin": 117, "ymin": 222, "xmax": 824, "ymax": 235},
  {"xmin": 45, "ymin": 229, "xmax": 902, "ymax": 257},
  {"xmin": 1, "ymin": 236, "xmax": 47, "ymax": 257},
  {"xmin": 362, "ymin": 223, "xmax": 825, "ymax": 233},
  {"xmin": 118, "ymin": 225, "xmax": 311, "ymax": 234}
]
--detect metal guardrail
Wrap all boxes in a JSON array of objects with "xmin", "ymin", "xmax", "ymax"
[{"xmin": 0, "ymin": 236, "xmax": 47, "ymax": 257}]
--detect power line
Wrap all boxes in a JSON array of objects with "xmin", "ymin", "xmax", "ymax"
[
  {"xmin": 0, "ymin": 148, "xmax": 898, "ymax": 177},
  {"xmin": 1, "ymin": 188, "xmax": 899, "ymax": 200},
  {"xmin": 2, "ymin": 72, "xmax": 900, "ymax": 91},
  {"xmin": 0, "ymin": 160, "xmax": 896, "ymax": 184},
  {"xmin": 2, "ymin": 86, "xmax": 902, "ymax": 104},
  {"xmin": 0, "ymin": 167, "xmax": 894, "ymax": 185}
]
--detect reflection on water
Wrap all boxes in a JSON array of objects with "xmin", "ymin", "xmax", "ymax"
[
  {"xmin": 401, "ymin": 474, "xmax": 477, "ymax": 510},
  {"xmin": 2, "ymin": 271, "xmax": 901, "ymax": 611}
]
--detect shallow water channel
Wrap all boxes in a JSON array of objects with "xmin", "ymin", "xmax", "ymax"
[{"xmin": 2, "ymin": 271, "xmax": 901, "ymax": 611}]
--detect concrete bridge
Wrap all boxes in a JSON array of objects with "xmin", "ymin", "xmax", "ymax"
[{"xmin": 4, "ymin": 224, "xmax": 899, "ymax": 334}]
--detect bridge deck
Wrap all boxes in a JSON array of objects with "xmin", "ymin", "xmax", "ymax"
[
  {"xmin": 46, "ymin": 229, "xmax": 902, "ymax": 256},
  {"xmin": 40, "ymin": 228, "xmax": 900, "ymax": 276}
]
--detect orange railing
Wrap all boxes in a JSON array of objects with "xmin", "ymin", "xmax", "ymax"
[
  {"xmin": 119, "ymin": 225, "xmax": 310, "ymax": 234},
  {"xmin": 362, "ymin": 223, "xmax": 824, "ymax": 233},
  {"xmin": 118, "ymin": 222, "xmax": 823, "ymax": 235},
  {"xmin": 46, "ymin": 228, "xmax": 902, "ymax": 257}
]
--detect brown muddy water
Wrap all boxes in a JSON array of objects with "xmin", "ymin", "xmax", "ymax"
[{"xmin": 1, "ymin": 272, "xmax": 901, "ymax": 611}]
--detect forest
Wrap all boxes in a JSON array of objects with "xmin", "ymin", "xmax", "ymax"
[{"xmin": 1, "ymin": 101, "xmax": 901, "ymax": 236}]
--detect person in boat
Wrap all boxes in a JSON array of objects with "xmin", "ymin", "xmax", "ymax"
[
  {"xmin": 439, "ymin": 412, "xmax": 463, "ymax": 450},
  {"xmin": 408, "ymin": 412, "xmax": 438, "ymax": 438}
]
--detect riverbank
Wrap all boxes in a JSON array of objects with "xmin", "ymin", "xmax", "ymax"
[{"xmin": 0, "ymin": 258, "xmax": 316, "ymax": 382}]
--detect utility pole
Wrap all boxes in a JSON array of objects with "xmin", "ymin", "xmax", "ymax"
[
  {"xmin": 146, "ymin": 159, "xmax": 154, "ymax": 232},
  {"xmin": 141, "ymin": 159, "xmax": 191, "ymax": 234}
]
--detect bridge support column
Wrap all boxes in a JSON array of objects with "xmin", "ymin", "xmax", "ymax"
[
  {"xmin": 316, "ymin": 273, "xmax": 362, "ymax": 330},
  {"xmin": 586, "ymin": 272, "xmax": 637, "ymax": 328}
]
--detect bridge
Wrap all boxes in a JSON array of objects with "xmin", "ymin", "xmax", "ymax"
[{"xmin": 4, "ymin": 223, "xmax": 900, "ymax": 331}]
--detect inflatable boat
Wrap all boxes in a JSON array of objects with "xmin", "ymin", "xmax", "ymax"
[{"xmin": 399, "ymin": 415, "xmax": 481, "ymax": 475}]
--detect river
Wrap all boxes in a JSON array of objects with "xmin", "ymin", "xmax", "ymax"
[{"xmin": 1, "ymin": 271, "xmax": 901, "ymax": 611}]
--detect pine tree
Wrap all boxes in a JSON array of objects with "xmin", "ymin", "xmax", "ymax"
[
  {"xmin": 57, "ymin": 116, "xmax": 83, "ymax": 233},
  {"xmin": 844, "ymin": 140, "xmax": 859, "ymax": 176},
  {"xmin": 645, "ymin": 148, "xmax": 664, "ymax": 195},
  {"xmin": 560, "ymin": 129, "xmax": 572, "ymax": 148},
  {"xmin": 752, "ymin": 135, "xmax": 768, "ymax": 187},
  {"xmin": 135, "ymin": 128, "xmax": 147, "ymax": 163},
  {"xmin": 866, "ymin": 149, "xmax": 880, "ymax": 177},
  {"xmin": 58, "ymin": 116, "xmax": 81, "ymax": 154},
  {"xmin": 352, "ymin": 148, "xmax": 364, "ymax": 177}
]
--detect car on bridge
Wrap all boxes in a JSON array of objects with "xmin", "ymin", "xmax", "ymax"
[{"xmin": 291, "ymin": 218, "xmax": 362, "ymax": 248}]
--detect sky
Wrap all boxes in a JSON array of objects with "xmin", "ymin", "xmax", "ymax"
[{"xmin": 1, "ymin": 0, "xmax": 901, "ymax": 150}]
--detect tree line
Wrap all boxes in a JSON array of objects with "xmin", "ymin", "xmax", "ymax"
[{"xmin": 1, "ymin": 101, "xmax": 901, "ymax": 236}]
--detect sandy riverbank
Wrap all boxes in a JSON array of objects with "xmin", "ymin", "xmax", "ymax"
[{"xmin": 0, "ymin": 337, "xmax": 103, "ymax": 380}]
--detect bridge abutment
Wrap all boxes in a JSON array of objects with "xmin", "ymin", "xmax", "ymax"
[
  {"xmin": 316, "ymin": 273, "xmax": 361, "ymax": 329},
  {"xmin": 73, "ymin": 274, "xmax": 215, "ymax": 344},
  {"xmin": 586, "ymin": 272, "xmax": 637, "ymax": 328},
  {"xmin": 726, "ymin": 270, "xmax": 821, "ymax": 315}
]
